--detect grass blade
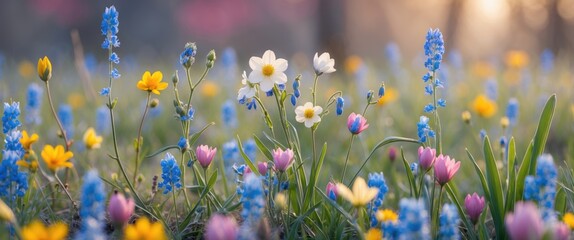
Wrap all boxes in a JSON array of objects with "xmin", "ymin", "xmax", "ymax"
[{"xmin": 483, "ymin": 136, "xmax": 506, "ymax": 239}]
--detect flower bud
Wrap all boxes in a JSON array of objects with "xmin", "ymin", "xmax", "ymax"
[
  {"xmin": 108, "ymin": 191, "xmax": 135, "ymax": 225},
  {"xmin": 257, "ymin": 162, "xmax": 268, "ymax": 175},
  {"xmin": 418, "ymin": 146, "xmax": 436, "ymax": 170},
  {"xmin": 149, "ymin": 98, "xmax": 159, "ymax": 108},
  {"xmin": 172, "ymin": 71, "xmax": 179, "ymax": 85},
  {"xmin": 500, "ymin": 116, "xmax": 509, "ymax": 129},
  {"xmin": 326, "ymin": 182, "xmax": 338, "ymax": 200},
  {"xmin": 204, "ymin": 214, "xmax": 238, "ymax": 240},
  {"xmin": 196, "ymin": 145, "xmax": 217, "ymax": 169},
  {"xmin": 464, "ymin": 193, "xmax": 485, "ymax": 224},
  {"xmin": 461, "ymin": 111, "xmax": 471, "ymax": 124},
  {"xmin": 37, "ymin": 56, "xmax": 52, "ymax": 82},
  {"xmin": 207, "ymin": 49, "xmax": 216, "ymax": 62},
  {"xmin": 388, "ymin": 147, "xmax": 397, "ymax": 163}
]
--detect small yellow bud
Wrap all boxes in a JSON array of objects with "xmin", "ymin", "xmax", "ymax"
[
  {"xmin": 274, "ymin": 193, "xmax": 287, "ymax": 210},
  {"xmin": 0, "ymin": 199, "xmax": 15, "ymax": 223},
  {"xmin": 500, "ymin": 117, "xmax": 510, "ymax": 129},
  {"xmin": 111, "ymin": 173, "xmax": 119, "ymax": 181},
  {"xmin": 150, "ymin": 98, "xmax": 160, "ymax": 108},
  {"xmin": 462, "ymin": 111, "xmax": 471, "ymax": 124},
  {"xmin": 37, "ymin": 56, "xmax": 52, "ymax": 82}
]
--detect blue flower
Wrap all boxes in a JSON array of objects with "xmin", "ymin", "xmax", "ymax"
[
  {"xmin": 368, "ymin": 172, "xmax": 389, "ymax": 227},
  {"xmin": 540, "ymin": 49, "xmax": 554, "ymax": 74},
  {"xmin": 485, "ymin": 79, "xmax": 498, "ymax": 101},
  {"xmin": 423, "ymin": 104, "xmax": 435, "ymax": 113},
  {"xmin": 221, "ymin": 100, "xmax": 237, "ymax": 129},
  {"xmin": 178, "ymin": 137, "xmax": 189, "ymax": 151},
  {"xmin": 25, "ymin": 83, "xmax": 43, "ymax": 125},
  {"xmin": 499, "ymin": 136, "xmax": 507, "ymax": 148},
  {"xmin": 536, "ymin": 154, "xmax": 557, "ymax": 221},
  {"xmin": 58, "ymin": 104, "xmax": 74, "ymax": 138},
  {"xmin": 180, "ymin": 42, "xmax": 197, "ymax": 68},
  {"xmin": 523, "ymin": 176, "xmax": 537, "ymax": 201},
  {"xmin": 378, "ymin": 84, "xmax": 386, "ymax": 98},
  {"xmin": 243, "ymin": 139, "xmax": 257, "ymax": 162},
  {"xmin": 438, "ymin": 204, "xmax": 460, "ymax": 240},
  {"xmin": 99, "ymin": 88, "xmax": 110, "ymax": 96},
  {"xmin": 111, "ymin": 68, "xmax": 120, "ymax": 79},
  {"xmin": 101, "ymin": 6, "xmax": 119, "ymax": 46},
  {"xmin": 397, "ymin": 198, "xmax": 430, "ymax": 239},
  {"xmin": 290, "ymin": 95, "xmax": 297, "ymax": 106},
  {"xmin": 158, "ymin": 153, "xmax": 182, "ymax": 194},
  {"xmin": 438, "ymin": 99, "xmax": 446, "ymax": 108},
  {"xmin": 423, "ymin": 28, "xmax": 445, "ymax": 72},
  {"xmin": 479, "ymin": 129, "xmax": 487, "ymax": 141},
  {"xmin": 223, "ymin": 140, "xmax": 240, "ymax": 165},
  {"xmin": 506, "ymin": 98, "xmax": 519, "ymax": 125},
  {"xmin": 221, "ymin": 47, "xmax": 237, "ymax": 69},
  {"xmin": 292, "ymin": 80, "xmax": 300, "ymax": 98},
  {"xmin": 410, "ymin": 162, "xmax": 419, "ymax": 176},
  {"xmin": 417, "ymin": 116, "xmax": 434, "ymax": 143},
  {"xmin": 385, "ymin": 42, "xmax": 402, "ymax": 68},
  {"xmin": 246, "ymin": 99, "xmax": 257, "ymax": 110},
  {"xmin": 95, "ymin": 106, "xmax": 110, "ymax": 135},
  {"xmin": 0, "ymin": 102, "xmax": 28, "ymax": 198},
  {"xmin": 424, "ymin": 85, "xmax": 433, "ymax": 95},
  {"xmin": 239, "ymin": 174, "xmax": 265, "ymax": 240},
  {"xmin": 180, "ymin": 107, "xmax": 194, "ymax": 121},
  {"xmin": 74, "ymin": 217, "xmax": 106, "ymax": 240},
  {"xmin": 109, "ymin": 52, "xmax": 120, "ymax": 64},
  {"xmin": 336, "ymin": 97, "xmax": 344, "ymax": 116},
  {"xmin": 78, "ymin": 170, "xmax": 106, "ymax": 223}
]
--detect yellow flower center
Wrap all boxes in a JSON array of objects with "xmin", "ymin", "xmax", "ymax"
[
  {"xmin": 262, "ymin": 64, "xmax": 274, "ymax": 77},
  {"xmin": 304, "ymin": 108, "xmax": 314, "ymax": 119}
]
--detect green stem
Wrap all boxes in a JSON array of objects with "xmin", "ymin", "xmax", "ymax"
[
  {"xmin": 432, "ymin": 71, "xmax": 442, "ymax": 154},
  {"xmin": 312, "ymin": 74, "xmax": 319, "ymax": 106},
  {"xmin": 341, "ymin": 134, "xmax": 356, "ymax": 183},
  {"xmin": 172, "ymin": 186, "xmax": 178, "ymax": 231},
  {"xmin": 54, "ymin": 172, "xmax": 76, "ymax": 210},
  {"xmin": 433, "ymin": 185, "xmax": 444, "ymax": 237},
  {"xmin": 180, "ymin": 152, "xmax": 191, "ymax": 208},
  {"xmin": 44, "ymin": 82, "xmax": 70, "ymax": 150},
  {"xmin": 133, "ymin": 93, "xmax": 152, "ymax": 183}
]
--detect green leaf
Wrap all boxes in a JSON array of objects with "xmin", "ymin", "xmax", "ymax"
[
  {"xmin": 555, "ymin": 187, "xmax": 566, "ymax": 215},
  {"xmin": 316, "ymin": 187, "xmax": 361, "ymax": 234},
  {"xmin": 528, "ymin": 94, "xmax": 556, "ymax": 175},
  {"xmin": 304, "ymin": 143, "xmax": 327, "ymax": 209},
  {"xmin": 178, "ymin": 170, "xmax": 218, "ymax": 231},
  {"xmin": 350, "ymin": 136, "xmax": 421, "ymax": 184},
  {"xmin": 236, "ymin": 136, "xmax": 260, "ymax": 176},
  {"xmin": 400, "ymin": 148, "xmax": 416, "ymax": 197},
  {"xmin": 516, "ymin": 141, "xmax": 534, "ymax": 202},
  {"xmin": 504, "ymin": 137, "xmax": 517, "ymax": 214},
  {"xmin": 253, "ymin": 135, "xmax": 273, "ymax": 160},
  {"xmin": 144, "ymin": 145, "xmax": 179, "ymax": 159},
  {"xmin": 466, "ymin": 149, "xmax": 491, "ymax": 201},
  {"xmin": 189, "ymin": 122, "xmax": 215, "ymax": 146},
  {"xmin": 483, "ymin": 136, "xmax": 506, "ymax": 239},
  {"xmin": 445, "ymin": 182, "xmax": 478, "ymax": 240}
]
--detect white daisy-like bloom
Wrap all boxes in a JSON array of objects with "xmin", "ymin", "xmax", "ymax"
[
  {"xmin": 295, "ymin": 102, "xmax": 323, "ymax": 128},
  {"xmin": 313, "ymin": 52, "xmax": 336, "ymax": 75},
  {"xmin": 248, "ymin": 50, "xmax": 288, "ymax": 92},
  {"xmin": 237, "ymin": 71, "xmax": 256, "ymax": 101}
]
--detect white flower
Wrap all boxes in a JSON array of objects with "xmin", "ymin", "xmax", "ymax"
[
  {"xmin": 248, "ymin": 50, "xmax": 288, "ymax": 92},
  {"xmin": 313, "ymin": 52, "xmax": 336, "ymax": 75},
  {"xmin": 237, "ymin": 71, "xmax": 256, "ymax": 102},
  {"xmin": 295, "ymin": 102, "xmax": 323, "ymax": 128}
]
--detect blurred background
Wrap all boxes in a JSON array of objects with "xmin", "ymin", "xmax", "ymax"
[{"xmin": 2, "ymin": 0, "xmax": 574, "ymax": 62}]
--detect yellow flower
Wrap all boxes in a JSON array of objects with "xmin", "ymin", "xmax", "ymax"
[
  {"xmin": 21, "ymin": 131, "xmax": 39, "ymax": 150},
  {"xmin": 505, "ymin": 50, "xmax": 529, "ymax": 69},
  {"xmin": 124, "ymin": 217, "xmax": 167, "ymax": 240},
  {"xmin": 563, "ymin": 212, "xmax": 574, "ymax": 229},
  {"xmin": 275, "ymin": 193, "xmax": 287, "ymax": 210},
  {"xmin": 83, "ymin": 128, "xmax": 103, "ymax": 150},
  {"xmin": 500, "ymin": 117, "xmax": 509, "ymax": 129},
  {"xmin": 377, "ymin": 87, "xmax": 399, "ymax": 107},
  {"xmin": 336, "ymin": 177, "xmax": 378, "ymax": 207},
  {"xmin": 67, "ymin": 93, "xmax": 85, "ymax": 109},
  {"xmin": 376, "ymin": 209, "xmax": 398, "ymax": 223},
  {"xmin": 461, "ymin": 111, "xmax": 471, "ymax": 124},
  {"xmin": 344, "ymin": 55, "xmax": 363, "ymax": 74},
  {"xmin": 0, "ymin": 198, "xmax": 15, "ymax": 223},
  {"xmin": 21, "ymin": 220, "xmax": 68, "ymax": 240},
  {"xmin": 201, "ymin": 81, "xmax": 220, "ymax": 98},
  {"xmin": 364, "ymin": 228, "xmax": 382, "ymax": 240},
  {"xmin": 37, "ymin": 56, "xmax": 53, "ymax": 82},
  {"xmin": 137, "ymin": 71, "xmax": 168, "ymax": 95},
  {"xmin": 471, "ymin": 95, "xmax": 497, "ymax": 118},
  {"xmin": 19, "ymin": 60, "xmax": 35, "ymax": 79},
  {"xmin": 471, "ymin": 61, "xmax": 495, "ymax": 78},
  {"xmin": 17, "ymin": 150, "xmax": 39, "ymax": 173},
  {"xmin": 41, "ymin": 145, "xmax": 73, "ymax": 171}
]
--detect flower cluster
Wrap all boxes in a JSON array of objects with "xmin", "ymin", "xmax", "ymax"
[
  {"xmin": 523, "ymin": 154, "xmax": 558, "ymax": 221},
  {"xmin": 25, "ymin": 83, "xmax": 43, "ymax": 125},
  {"xmin": 0, "ymin": 102, "xmax": 29, "ymax": 197},
  {"xmin": 100, "ymin": 5, "xmax": 120, "ymax": 95},
  {"xmin": 158, "ymin": 153, "xmax": 182, "ymax": 194},
  {"xmin": 416, "ymin": 116, "xmax": 435, "ymax": 143},
  {"xmin": 396, "ymin": 198, "xmax": 430, "ymax": 239},
  {"xmin": 75, "ymin": 170, "xmax": 106, "ymax": 240},
  {"xmin": 438, "ymin": 204, "xmax": 460, "ymax": 239},
  {"xmin": 367, "ymin": 172, "xmax": 388, "ymax": 227},
  {"xmin": 239, "ymin": 174, "xmax": 265, "ymax": 240}
]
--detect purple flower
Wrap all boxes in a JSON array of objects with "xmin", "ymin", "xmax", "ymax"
[
  {"xmin": 464, "ymin": 193, "xmax": 485, "ymax": 224},
  {"xmin": 273, "ymin": 148, "xmax": 294, "ymax": 172},
  {"xmin": 257, "ymin": 162, "xmax": 268, "ymax": 176},
  {"xmin": 196, "ymin": 145, "xmax": 217, "ymax": 169},
  {"xmin": 505, "ymin": 202, "xmax": 543, "ymax": 240},
  {"xmin": 434, "ymin": 154, "xmax": 460, "ymax": 186},
  {"xmin": 108, "ymin": 191, "xmax": 135, "ymax": 225},
  {"xmin": 418, "ymin": 146, "xmax": 436, "ymax": 170},
  {"xmin": 204, "ymin": 214, "xmax": 238, "ymax": 240}
]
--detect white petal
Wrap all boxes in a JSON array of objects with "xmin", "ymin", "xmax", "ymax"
[
  {"xmin": 314, "ymin": 106, "xmax": 323, "ymax": 115},
  {"xmin": 259, "ymin": 79, "xmax": 275, "ymax": 92},
  {"xmin": 303, "ymin": 102, "xmax": 313, "ymax": 109},
  {"xmin": 311, "ymin": 115, "xmax": 321, "ymax": 123},
  {"xmin": 304, "ymin": 119, "xmax": 314, "ymax": 128},
  {"xmin": 262, "ymin": 50, "xmax": 276, "ymax": 64},
  {"xmin": 249, "ymin": 57, "xmax": 263, "ymax": 71},
  {"xmin": 313, "ymin": 52, "xmax": 320, "ymax": 70},
  {"xmin": 273, "ymin": 58, "xmax": 288, "ymax": 72},
  {"xmin": 248, "ymin": 71, "xmax": 263, "ymax": 84},
  {"xmin": 294, "ymin": 106, "xmax": 304, "ymax": 115},
  {"xmin": 273, "ymin": 73, "xmax": 288, "ymax": 85},
  {"xmin": 295, "ymin": 115, "xmax": 306, "ymax": 123}
]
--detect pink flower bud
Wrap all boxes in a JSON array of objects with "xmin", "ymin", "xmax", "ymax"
[
  {"xmin": 505, "ymin": 202, "xmax": 543, "ymax": 240},
  {"xmin": 554, "ymin": 222, "xmax": 570, "ymax": 240},
  {"xmin": 464, "ymin": 192, "xmax": 485, "ymax": 224},
  {"xmin": 434, "ymin": 154, "xmax": 460, "ymax": 186},
  {"xmin": 273, "ymin": 148, "xmax": 294, "ymax": 172},
  {"xmin": 204, "ymin": 214, "xmax": 238, "ymax": 240},
  {"xmin": 196, "ymin": 145, "xmax": 217, "ymax": 168},
  {"xmin": 418, "ymin": 146, "xmax": 436, "ymax": 170},
  {"xmin": 388, "ymin": 147, "xmax": 397, "ymax": 162},
  {"xmin": 108, "ymin": 192, "xmax": 135, "ymax": 225},
  {"xmin": 347, "ymin": 112, "xmax": 369, "ymax": 135},
  {"xmin": 326, "ymin": 182, "xmax": 338, "ymax": 200},
  {"xmin": 257, "ymin": 162, "xmax": 268, "ymax": 175}
]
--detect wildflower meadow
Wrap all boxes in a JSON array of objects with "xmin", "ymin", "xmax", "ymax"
[{"xmin": 2, "ymin": 2, "xmax": 574, "ymax": 240}]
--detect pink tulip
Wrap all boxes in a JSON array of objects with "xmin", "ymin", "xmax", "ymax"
[
  {"xmin": 347, "ymin": 112, "xmax": 369, "ymax": 135},
  {"xmin": 204, "ymin": 214, "xmax": 238, "ymax": 240},
  {"xmin": 273, "ymin": 148, "xmax": 294, "ymax": 172},
  {"xmin": 108, "ymin": 191, "xmax": 135, "ymax": 225},
  {"xmin": 465, "ymin": 192, "xmax": 485, "ymax": 224},
  {"xmin": 554, "ymin": 222, "xmax": 570, "ymax": 240},
  {"xmin": 418, "ymin": 146, "xmax": 436, "ymax": 170},
  {"xmin": 257, "ymin": 162, "xmax": 268, "ymax": 175},
  {"xmin": 326, "ymin": 182, "xmax": 338, "ymax": 200},
  {"xmin": 505, "ymin": 202, "xmax": 543, "ymax": 240},
  {"xmin": 388, "ymin": 147, "xmax": 397, "ymax": 162},
  {"xmin": 434, "ymin": 154, "xmax": 460, "ymax": 186},
  {"xmin": 243, "ymin": 165, "xmax": 253, "ymax": 176},
  {"xmin": 196, "ymin": 145, "xmax": 217, "ymax": 168}
]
